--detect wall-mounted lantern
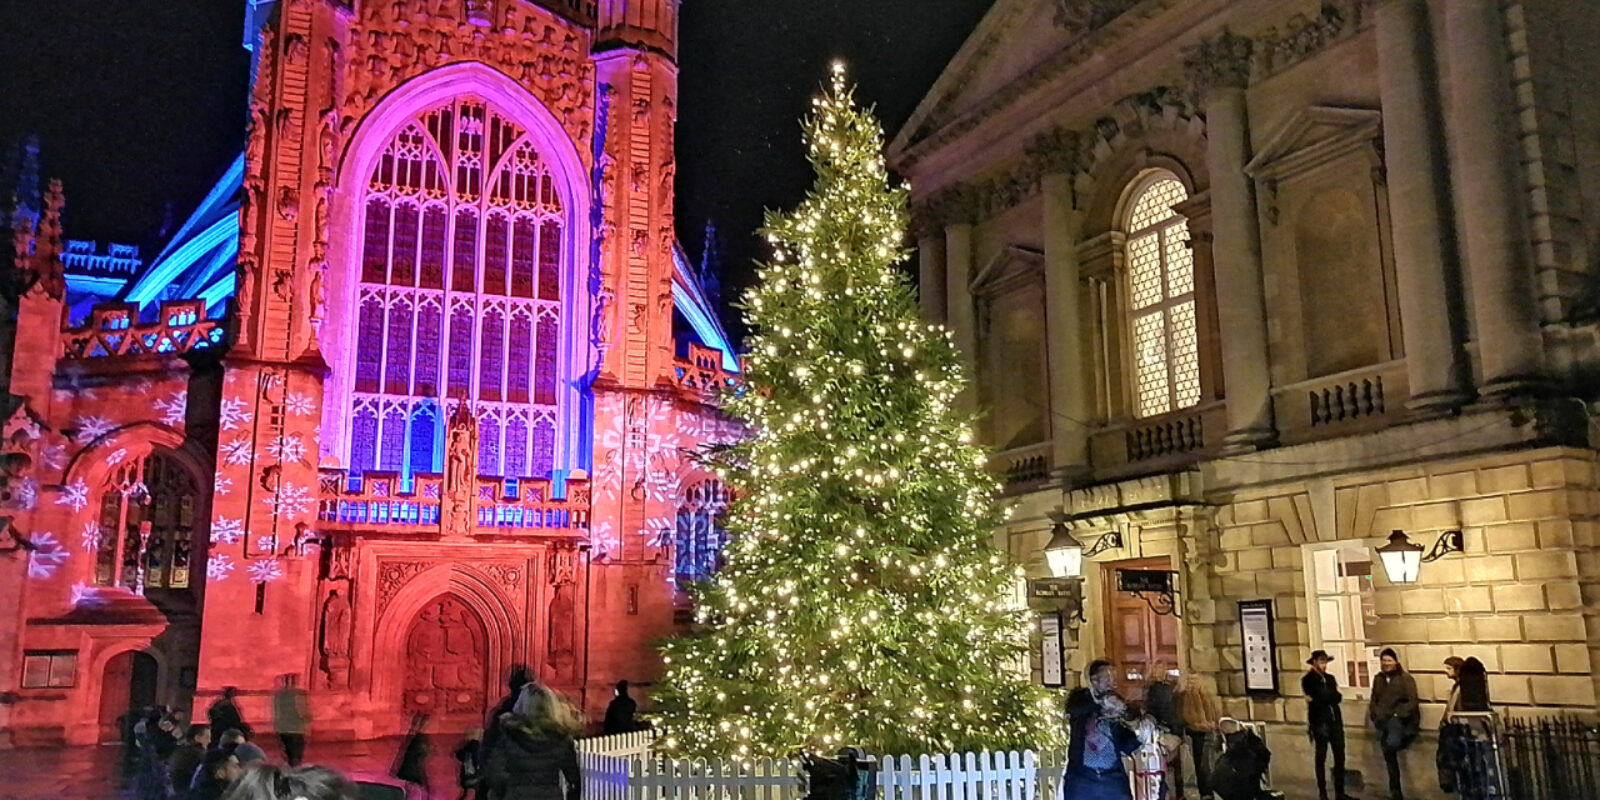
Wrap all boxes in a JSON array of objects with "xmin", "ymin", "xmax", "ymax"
[{"xmin": 1376, "ymin": 529, "xmax": 1464, "ymax": 584}]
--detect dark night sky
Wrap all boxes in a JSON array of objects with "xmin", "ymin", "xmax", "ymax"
[{"xmin": 0, "ymin": 0, "xmax": 991, "ymax": 338}]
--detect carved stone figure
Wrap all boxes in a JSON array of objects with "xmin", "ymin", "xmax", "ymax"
[
  {"xmin": 592, "ymin": 287, "xmax": 615, "ymax": 348},
  {"xmin": 443, "ymin": 403, "xmax": 479, "ymax": 538},
  {"xmin": 276, "ymin": 186, "xmax": 300, "ymax": 221},
  {"xmin": 321, "ymin": 588, "xmax": 352, "ymax": 657},
  {"xmin": 307, "ymin": 257, "xmax": 328, "ymax": 324}
]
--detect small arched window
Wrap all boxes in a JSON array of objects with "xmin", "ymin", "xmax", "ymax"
[
  {"xmin": 673, "ymin": 479, "xmax": 732, "ymax": 586},
  {"xmin": 1124, "ymin": 173, "xmax": 1200, "ymax": 418},
  {"xmin": 90, "ymin": 451, "xmax": 201, "ymax": 590}
]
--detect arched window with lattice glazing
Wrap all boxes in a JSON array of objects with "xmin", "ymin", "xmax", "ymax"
[
  {"xmin": 673, "ymin": 480, "xmax": 732, "ymax": 586},
  {"xmin": 1123, "ymin": 173, "xmax": 1199, "ymax": 418},
  {"xmin": 352, "ymin": 97, "xmax": 567, "ymax": 479},
  {"xmin": 90, "ymin": 452, "xmax": 201, "ymax": 590}
]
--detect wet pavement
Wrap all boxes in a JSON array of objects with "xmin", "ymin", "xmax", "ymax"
[{"xmin": 0, "ymin": 736, "xmax": 463, "ymax": 800}]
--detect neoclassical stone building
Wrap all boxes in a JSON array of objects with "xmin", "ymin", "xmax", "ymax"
[{"xmin": 890, "ymin": 0, "xmax": 1600, "ymax": 793}]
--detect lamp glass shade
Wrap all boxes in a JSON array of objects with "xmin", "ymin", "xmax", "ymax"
[
  {"xmin": 1044, "ymin": 526, "xmax": 1084, "ymax": 579},
  {"xmin": 1377, "ymin": 530, "xmax": 1423, "ymax": 584}
]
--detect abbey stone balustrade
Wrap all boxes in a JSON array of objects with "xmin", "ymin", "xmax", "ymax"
[
  {"xmin": 60, "ymin": 300, "xmax": 226, "ymax": 359},
  {"xmin": 316, "ymin": 468, "xmax": 592, "ymax": 536}
]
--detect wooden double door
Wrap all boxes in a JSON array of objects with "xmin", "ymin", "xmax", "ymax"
[{"xmin": 1103, "ymin": 557, "xmax": 1179, "ymax": 703}]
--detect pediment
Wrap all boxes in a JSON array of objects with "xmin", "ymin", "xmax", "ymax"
[
  {"xmin": 971, "ymin": 245, "xmax": 1045, "ymax": 298},
  {"xmin": 1244, "ymin": 106, "xmax": 1383, "ymax": 181}
]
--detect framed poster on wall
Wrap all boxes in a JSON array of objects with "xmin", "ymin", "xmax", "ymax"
[
  {"xmin": 1239, "ymin": 600, "xmax": 1279, "ymax": 696},
  {"xmin": 1039, "ymin": 612, "xmax": 1066, "ymax": 688}
]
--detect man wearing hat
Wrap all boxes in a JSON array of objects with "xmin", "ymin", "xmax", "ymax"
[{"xmin": 1303, "ymin": 650, "xmax": 1354, "ymax": 800}]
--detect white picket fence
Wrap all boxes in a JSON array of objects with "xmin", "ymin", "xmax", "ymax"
[
  {"xmin": 580, "ymin": 728, "xmax": 661, "ymax": 758},
  {"xmin": 577, "ymin": 747, "xmax": 1067, "ymax": 800}
]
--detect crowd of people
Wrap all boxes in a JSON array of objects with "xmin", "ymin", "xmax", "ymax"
[
  {"xmin": 1061, "ymin": 649, "xmax": 1497, "ymax": 800},
  {"xmin": 121, "ymin": 669, "xmax": 604, "ymax": 800}
]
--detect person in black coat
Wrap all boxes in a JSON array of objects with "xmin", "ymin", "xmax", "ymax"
[
  {"xmin": 1063, "ymin": 660, "xmax": 1140, "ymax": 800},
  {"xmin": 394, "ymin": 713, "xmax": 433, "ymax": 797},
  {"xmin": 603, "ymin": 681, "xmax": 637, "ymax": 735},
  {"xmin": 207, "ymin": 687, "xmax": 250, "ymax": 740},
  {"xmin": 484, "ymin": 685, "xmax": 583, "ymax": 800},
  {"xmin": 1303, "ymin": 650, "xmax": 1353, "ymax": 800}
]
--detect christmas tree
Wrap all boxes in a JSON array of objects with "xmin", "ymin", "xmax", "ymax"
[{"xmin": 654, "ymin": 65, "xmax": 1060, "ymax": 759}]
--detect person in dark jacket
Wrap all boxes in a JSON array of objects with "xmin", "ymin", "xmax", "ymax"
[
  {"xmin": 1303, "ymin": 650, "xmax": 1353, "ymax": 800},
  {"xmin": 455, "ymin": 727, "xmax": 484, "ymax": 800},
  {"xmin": 1439, "ymin": 656, "xmax": 1493, "ymax": 797},
  {"xmin": 1063, "ymin": 659, "xmax": 1140, "ymax": 800},
  {"xmin": 483, "ymin": 667, "xmax": 532, "ymax": 800},
  {"xmin": 1143, "ymin": 666, "xmax": 1184, "ymax": 800},
  {"xmin": 484, "ymin": 685, "xmax": 583, "ymax": 800},
  {"xmin": 1370, "ymin": 648, "xmax": 1420, "ymax": 800},
  {"xmin": 394, "ymin": 713, "xmax": 433, "ymax": 797},
  {"xmin": 208, "ymin": 687, "xmax": 250, "ymax": 740},
  {"xmin": 190, "ymin": 750, "xmax": 244, "ymax": 800},
  {"xmin": 170, "ymin": 725, "xmax": 212, "ymax": 798},
  {"xmin": 603, "ymin": 681, "xmax": 638, "ymax": 735}
]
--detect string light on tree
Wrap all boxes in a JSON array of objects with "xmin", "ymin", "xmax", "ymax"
[{"xmin": 653, "ymin": 65, "xmax": 1061, "ymax": 758}]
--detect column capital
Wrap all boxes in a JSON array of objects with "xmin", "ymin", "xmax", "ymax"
[
  {"xmin": 1183, "ymin": 28, "xmax": 1255, "ymax": 100},
  {"xmin": 1025, "ymin": 126, "xmax": 1084, "ymax": 178},
  {"xmin": 914, "ymin": 182, "xmax": 985, "ymax": 232}
]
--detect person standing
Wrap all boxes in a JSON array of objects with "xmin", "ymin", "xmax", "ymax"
[
  {"xmin": 1303, "ymin": 650, "xmax": 1353, "ymax": 800},
  {"xmin": 1370, "ymin": 648, "xmax": 1420, "ymax": 800},
  {"xmin": 603, "ymin": 680, "xmax": 638, "ymax": 735},
  {"xmin": 208, "ymin": 687, "xmax": 250, "ymax": 740},
  {"xmin": 1178, "ymin": 675, "xmax": 1221, "ymax": 800},
  {"xmin": 271, "ymin": 674, "xmax": 309, "ymax": 766},
  {"xmin": 1143, "ymin": 666, "xmax": 1184, "ymax": 799},
  {"xmin": 394, "ymin": 713, "xmax": 434, "ymax": 799},
  {"xmin": 483, "ymin": 685, "xmax": 584, "ymax": 800},
  {"xmin": 1063, "ymin": 659, "xmax": 1140, "ymax": 800},
  {"xmin": 170, "ymin": 724, "xmax": 211, "ymax": 797},
  {"xmin": 455, "ymin": 728, "xmax": 484, "ymax": 800}
]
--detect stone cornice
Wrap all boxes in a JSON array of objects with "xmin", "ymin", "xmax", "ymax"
[{"xmin": 1182, "ymin": 28, "xmax": 1255, "ymax": 99}]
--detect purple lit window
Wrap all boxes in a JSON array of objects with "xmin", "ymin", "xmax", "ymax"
[
  {"xmin": 380, "ymin": 406, "xmax": 407, "ymax": 472},
  {"xmin": 391, "ymin": 201, "xmax": 419, "ymax": 287},
  {"xmin": 511, "ymin": 218, "xmax": 537, "ymax": 298},
  {"xmin": 537, "ymin": 220, "xmax": 562, "ymax": 300},
  {"xmin": 531, "ymin": 415, "xmax": 555, "ymax": 479},
  {"xmin": 479, "ymin": 308, "xmax": 504, "ymax": 402},
  {"xmin": 478, "ymin": 410, "xmax": 502, "ymax": 475},
  {"xmin": 419, "ymin": 206, "xmax": 446, "ymax": 289},
  {"xmin": 414, "ymin": 301, "xmax": 442, "ymax": 397},
  {"xmin": 409, "ymin": 405, "xmax": 438, "ymax": 474},
  {"xmin": 534, "ymin": 314, "xmax": 558, "ymax": 405},
  {"xmin": 452, "ymin": 208, "xmax": 477, "ymax": 293},
  {"xmin": 356, "ymin": 296, "xmax": 385, "ymax": 393},
  {"xmin": 384, "ymin": 297, "xmax": 414, "ymax": 395},
  {"xmin": 485, "ymin": 214, "xmax": 508, "ymax": 296},
  {"xmin": 362, "ymin": 198, "xmax": 391, "ymax": 283},
  {"xmin": 508, "ymin": 313, "xmax": 532, "ymax": 403},
  {"xmin": 447, "ymin": 306, "xmax": 474, "ymax": 398},
  {"xmin": 505, "ymin": 414, "xmax": 529, "ymax": 478},
  {"xmin": 351, "ymin": 405, "xmax": 379, "ymax": 474}
]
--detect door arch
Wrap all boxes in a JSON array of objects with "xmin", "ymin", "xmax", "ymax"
[{"xmin": 97, "ymin": 650, "xmax": 159, "ymax": 743}]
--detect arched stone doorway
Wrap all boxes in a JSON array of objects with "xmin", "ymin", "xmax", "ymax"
[
  {"xmin": 97, "ymin": 650, "xmax": 158, "ymax": 743},
  {"xmin": 402, "ymin": 595, "xmax": 489, "ymax": 721}
]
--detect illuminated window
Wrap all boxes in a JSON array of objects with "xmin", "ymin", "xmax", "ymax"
[
  {"xmin": 21, "ymin": 651, "xmax": 77, "ymax": 688},
  {"xmin": 1305, "ymin": 544, "xmax": 1380, "ymax": 693},
  {"xmin": 673, "ymin": 480, "xmax": 732, "ymax": 586},
  {"xmin": 354, "ymin": 97, "xmax": 566, "ymax": 479},
  {"xmin": 1124, "ymin": 174, "xmax": 1199, "ymax": 418},
  {"xmin": 91, "ymin": 452, "xmax": 200, "ymax": 590}
]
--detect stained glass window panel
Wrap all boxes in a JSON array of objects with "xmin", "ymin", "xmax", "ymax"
[
  {"xmin": 409, "ymin": 405, "xmax": 438, "ymax": 474},
  {"xmin": 390, "ymin": 201, "xmax": 419, "ymax": 287},
  {"xmin": 1127, "ymin": 234, "xmax": 1163, "ymax": 310},
  {"xmin": 484, "ymin": 214, "xmax": 509, "ymax": 296},
  {"xmin": 414, "ymin": 300, "xmax": 442, "ymax": 397},
  {"xmin": 1165, "ymin": 226, "xmax": 1194, "ymax": 297},
  {"xmin": 351, "ymin": 404, "xmax": 379, "ymax": 475},
  {"xmin": 419, "ymin": 205, "xmax": 446, "ymax": 289},
  {"xmin": 479, "ymin": 308, "xmax": 505, "ymax": 402},
  {"xmin": 511, "ymin": 218, "xmax": 537, "ymax": 298},
  {"xmin": 362, "ymin": 198, "xmax": 391, "ymax": 284},
  {"xmin": 504, "ymin": 414, "xmax": 529, "ymax": 478},
  {"xmin": 508, "ymin": 313, "xmax": 532, "ymax": 403},
  {"xmin": 384, "ymin": 297, "xmax": 414, "ymax": 395},
  {"xmin": 356, "ymin": 296, "xmax": 385, "ymax": 393},
  {"xmin": 531, "ymin": 414, "xmax": 555, "ymax": 479},
  {"xmin": 537, "ymin": 220, "xmax": 561, "ymax": 300},
  {"xmin": 478, "ymin": 410, "xmax": 502, "ymax": 476},
  {"xmin": 447, "ymin": 306, "xmax": 474, "ymax": 398},
  {"xmin": 1129, "ymin": 178, "xmax": 1186, "ymax": 231},
  {"xmin": 380, "ymin": 405, "xmax": 407, "ymax": 472},
  {"xmin": 452, "ymin": 208, "xmax": 477, "ymax": 293},
  {"xmin": 534, "ymin": 313, "xmax": 558, "ymax": 405},
  {"xmin": 1125, "ymin": 173, "xmax": 1199, "ymax": 418},
  {"xmin": 1171, "ymin": 301, "xmax": 1200, "ymax": 409}
]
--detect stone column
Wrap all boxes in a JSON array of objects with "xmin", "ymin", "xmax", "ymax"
[
  {"xmin": 918, "ymin": 233, "xmax": 948, "ymax": 325},
  {"xmin": 1042, "ymin": 173, "xmax": 1089, "ymax": 473},
  {"xmin": 945, "ymin": 221, "xmax": 978, "ymax": 384},
  {"xmin": 1375, "ymin": 0, "xmax": 1472, "ymax": 411},
  {"xmin": 1186, "ymin": 32, "xmax": 1275, "ymax": 449},
  {"xmin": 1445, "ymin": 0, "xmax": 1546, "ymax": 395}
]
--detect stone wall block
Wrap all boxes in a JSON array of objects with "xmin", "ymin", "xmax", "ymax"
[
  {"xmin": 1252, "ymin": 525, "xmax": 1291, "ymax": 548},
  {"xmin": 1374, "ymin": 590, "xmax": 1402, "ymax": 617},
  {"xmin": 1536, "ymin": 520, "xmax": 1576, "ymax": 549},
  {"xmin": 1371, "ymin": 506, "xmax": 1416, "ymax": 533},
  {"xmin": 1492, "ymin": 583, "xmax": 1548, "ymax": 612},
  {"xmin": 1470, "ymin": 615, "xmax": 1524, "ymax": 642},
  {"xmin": 1234, "ymin": 500, "xmax": 1269, "ymax": 524},
  {"xmin": 1494, "ymin": 675, "xmax": 1533, "ymax": 705},
  {"xmin": 1544, "ymin": 580, "xmax": 1583, "ymax": 610},
  {"xmin": 1560, "ymin": 457, "xmax": 1596, "ymax": 488},
  {"xmin": 1479, "ymin": 464, "xmax": 1532, "ymax": 494},
  {"xmin": 1460, "ymin": 497, "xmax": 1508, "ymax": 525},
  {"xmin": 1484, "ymin": 522, "xmax": 1540, "ymax": 553},
  {"xmin": 1388, "ymin": 477, "xmax": 1429, "ymax": 505},
  {"xmin": 1255, "ymin": 571, "xmax": 1301, "ymax": 596},
  {"xmin": 1463, "ymin": 555, "xmax": 1517, "ymax": 582},
  {"xmin": 1236, "ymin": 548, "xmax": 1274, "ymax": 571},
  {"xmin": 1553, "ymin": 644, "xmax": 1592, "ymax": 675},
  {"xmin": 1219, "ymin": 527, "xmax": 1252, "ymax": 551},
  {"xmin": 1429, "ymin": 471, "xmax": 1479, "ymax": 499},
  {"xmin": 1505, "ymin": 489, "xmax": 1569, "ymax": 521},
  {"xmin": 1443, "ymin": 586, "xmax": 1494, "ymax": 613},
  {"xmin": 1401, "ymin": 588, "xmax": 1447, "ymax": 615},
  {"xmin": 1418, "ymin": 557, "xmax": 1465, "ymax": 586},
  {"xmin": 1571, "ymin": 520, "xmax": 1600, "ymax": 548},
  {"xmin": 1270, "ymin": 546, "xmax": 1301, "ymax": 569},
  {"xmin": 1413, "ymin": 501, "xmax": 1461, "ymax": 530},
  {"xmin": 1523, "ymin": 614, "xmax": 1586, "ymax": 642},
  {"xmin": 1531, "ymin": 675, "xmax": 1597, "ymax": 707},
  {"xmin": 1515, "ymin": 551, "xmax": 1579, "ymax": 580}
]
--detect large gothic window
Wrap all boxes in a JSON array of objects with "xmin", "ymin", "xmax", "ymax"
[
  {"xmin": 673, "ymin": 480, "xmax": 732, "ymax": 586},
  {"xmin": 1124, "ymin": 173, "xmax": 1199, "ymax": 418},
  {"xmin": 353, "ymin": 97, "xmax": 566, "ymax": 479},
  {"xmin": 90, "ymin": 452, "xmax": 201, "ymax": 590}
]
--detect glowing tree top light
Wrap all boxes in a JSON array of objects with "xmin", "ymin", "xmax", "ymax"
[{"xmin": 653, "ymin": 65, "xmax": 1061, "ymax": 759}]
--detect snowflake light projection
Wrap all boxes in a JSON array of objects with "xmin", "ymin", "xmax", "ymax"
[
  {"xmin": 105, "ymin": 448, "xmax": 129, "ymax": 466},
  {"xmin": 80, "ymin": 521, "xmax": 102, "ymax": 552},
  {"xmin": 214, "ymin": 473, "xmax": 234, "ymax": 496},
  {"xmin": 69, "ymin": 582, "xmax": 110, "ymax": 609},
  {"xmin": 589, "ymin": 522, "xmax": 620, "ymax": 561},
  {"xmin": 218, "ymin": 397, "xmax": 253, "ymax": 431},
  {"xmin": 56, "ymin": 479, "xmax": 89, "ymax": 511},
  {"xmin": 27, "ymin": 532, "xmax": 68, "ymax": 579},
  {"xmin": 14, "ymin": 478, "xmax": 37, "ymax": 510},
  {"xmin": 74, "ymin": 415, "xmax": 115, "ymax": 443},
  {"xmin": 221, "ymin": 439, "xmax": 254, "ymax": 466},
  {"xmin": 247, "ymin": 559, "xmax": 285, "ymax": 583},
  {"xmin": 256, "ymin": 535, "xmax": 279, "ymax": 554},
  {"xmin": 263, "ymin": 483, "xmax": 314, "ymax": 517},
  {"xmin": 154, "ymin": 392, "xmax": 187, "ymax": 426},
  {"xmin": 210, "ymin": 516, "xmax": 244, "ymax": 545},
  {"xmin": 40, "ymin": 443, "xmax": 67, "ymax": 471},
  {"xmin": 285, "ymin": 392, "xmax": 316, "ymax": 416},
  {"xmin": 207, "ymin": 553, "xmax": 235, "ymax": 581},
  {"xmin": 265, "ymin": 434, "xmax": 307, "ymax": 464}
]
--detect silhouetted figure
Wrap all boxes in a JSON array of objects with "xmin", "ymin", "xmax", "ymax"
[
  {"xmin": 190, "ymin": 749, "xmax": 243, "ymax": 800},
  {"xmin": 208, "ymin": 687, "xmax": 250, "ymax": 739},
  {"xmin": 1063, "ymin": 659, "xmax": 1139, "ymax": 800},
  {"xmin": 394, "ymin": 713, "xmax": 433, "ymax": 799},
  {"xmin": 484, "ymin": 685, "xmax": 583, "ymax": 800},
  {"xmin": 272, "ymin": 674, "xmax": 309, "ymax": 766},
  {"xmin": 603, "ymin": 680, "xmax": 637, "ymax": 735},
  {"xmin": 455, "ymin": 728, "xmax": 484, "ymax": 800},
  {"xmin": 1303, "ymin": 649, "xmax": 1353, "ymax": 800},
  {"xmin": 482, "ymin": 666, "xmax": 532, "ymax": 800},
  {"xmin": 170, "ymin": 724, "xmax": 212, "ymax": 797}
]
